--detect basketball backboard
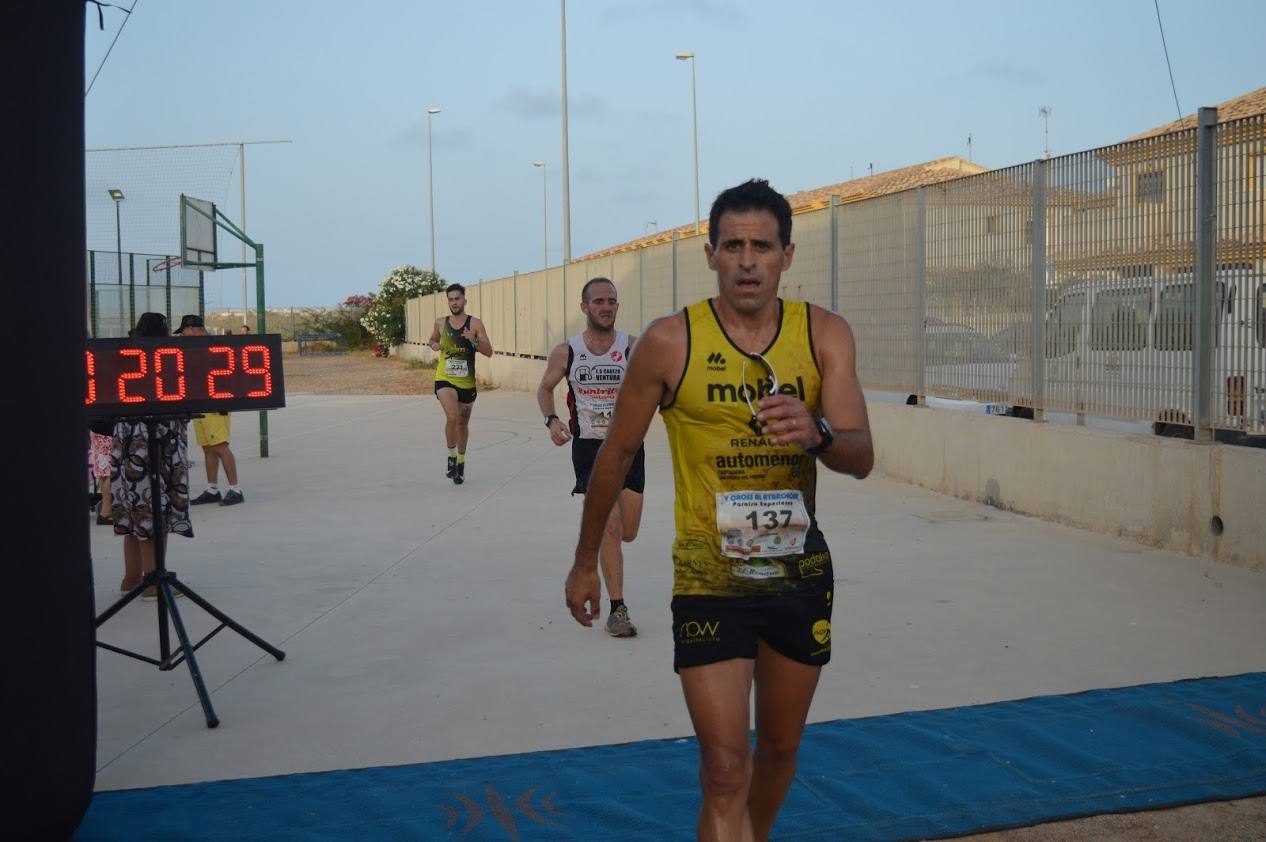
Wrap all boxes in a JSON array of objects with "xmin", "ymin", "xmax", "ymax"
[{"xmin": 180, "ymin": 194, "xmax": 218, "ymax": 267}]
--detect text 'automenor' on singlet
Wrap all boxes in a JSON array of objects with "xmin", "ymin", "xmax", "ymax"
[{"xmin": 660, "ymin": 299, "xmax": 830, "ymax": 597}]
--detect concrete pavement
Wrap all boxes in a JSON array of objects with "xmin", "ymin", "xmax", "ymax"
[{"xmin": 90, "ymin": 390, "xmax": 1266, "ymax": 792}]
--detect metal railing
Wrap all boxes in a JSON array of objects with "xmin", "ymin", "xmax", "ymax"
[{"xmin": 407, "ymin": 111, "xmax": 1266, "ymax": 437}]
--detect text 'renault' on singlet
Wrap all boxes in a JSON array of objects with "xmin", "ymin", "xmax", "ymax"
[
  {"xmin": 565, "ymin": 330, "xmax": 630, "ymax": 440},
  {"xmin": 437, "ymin": 315, "xmax": 476, "ymax": 388},
  {"xmin": 660, "ymin": 299, "xmax": 830, "ymax": 596}
]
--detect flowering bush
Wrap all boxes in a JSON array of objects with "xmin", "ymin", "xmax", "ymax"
[{"xmin": 360, "ymin": 266, "xmax": 445, "ymax": 350}]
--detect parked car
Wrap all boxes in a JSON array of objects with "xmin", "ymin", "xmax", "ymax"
[{"xmin": 1007, "ymin": 271, "xmax": 1266, "ymax": 438}]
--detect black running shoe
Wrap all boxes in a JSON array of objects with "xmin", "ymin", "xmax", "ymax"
[
  {"xmin": 446, "ymin": 456, "xmax": 456, "ymax": 478},
  {"xmin": 453, "ymin": 461, "xmax": 464, "ymax": 485},
  {"xmin": 191, "ymin": 489, "xmax": 222, "ymax": 505}
]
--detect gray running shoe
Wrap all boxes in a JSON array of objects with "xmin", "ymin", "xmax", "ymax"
[{"xmin": 605, "ymin": 605, "xmax": 637, "ymax": 638}]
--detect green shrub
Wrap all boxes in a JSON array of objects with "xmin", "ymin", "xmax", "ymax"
[
  {"xmin": 361, "ymin": 266, "xmax": 445, "ymax": 349},
  {"xmin": 306, "ymin": 305, "xmax": 371, "ymax": 350}
]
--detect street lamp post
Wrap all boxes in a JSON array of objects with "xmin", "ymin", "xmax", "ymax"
[
  {"xmin": 426, "ymin": 107, "xmax": 441, "ymax": 275},
  {"xmin": 675, "ymin": 52, "xmax": 700, "ymax": 234},
  {"xmin": 109, "ymin": 188, "xmax": 125, "ymax": 327},
  {"xmin": 533, "ymin": 161, "xmax": 548, "ymax": 268}
]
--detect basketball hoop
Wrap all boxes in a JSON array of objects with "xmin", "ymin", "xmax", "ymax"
[{"xmin": 151, "ymin": 256, "xmax": 182, "ymax": 272}]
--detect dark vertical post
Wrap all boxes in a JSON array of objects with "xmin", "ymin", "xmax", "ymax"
[
  {"xmin": 89, "ymin": 250, "xmax": 98, "ymax": 337},
  {"xmin": 671, "ymin": 231, "xmax": 679, "ymax": 311},
  {"xmin": 914, "ymin": 188, "xmax": 927, "ymax": 404},
  {"xmin": 1193, "ymin": 107, "xmax": 1218, "ymax": 442},
  {"xmin": 6, "ymin": 3, "xmax": 97, "ymax": 837},
  {"xmin": 1030, "ymin": 159, "xmax": 1048, "ymax": 422},
  {"xmin": 829, "ymin": 194, "xmax": 840, "ymax": 313},
  {"xmin": 255, "ymin": 243, "xmax": 269, "ymax": 457}
]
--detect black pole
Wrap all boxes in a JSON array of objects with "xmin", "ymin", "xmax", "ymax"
[{"xmin": 0, "ymin": 1, "xmax": 96, "ymax": 836}]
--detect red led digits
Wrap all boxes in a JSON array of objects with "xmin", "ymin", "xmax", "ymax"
[
  {"xmin": 86, "ymin": 335, "xmax": 282, "ymax": 415},
  {"xmin": 118, "ymin": 348, "xmax": 148, "ymax": 403},
  {"xmin": 241, "ymin": 345, "xmax": 273, "ymax": 397},
  {"xmin": 208, "ymin": 346, "xmax": 235, "ymax": 398},
  {"xmin": 155, "ymin": 347, "xmax": 187, "ymax": 401},
  {"xmin": 85, "ymin": 350, "xmax": 96, "ymax": 405}
]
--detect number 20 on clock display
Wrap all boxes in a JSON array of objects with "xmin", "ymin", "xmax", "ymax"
[{"xmin": 84, "ymin": 334, "xmax": 286, "ymax": 418}]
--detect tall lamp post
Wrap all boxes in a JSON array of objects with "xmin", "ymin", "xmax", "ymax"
[
  {"xmin": 675, "ymin": 52, "xmax": 700, "ymax": 234},
  {"xmin": 533, "ymin": 161, "xmax": 548, "ymax": 268},
  {"xmin": 109, "ymin": 188, "xmax": 125, "ymax": 327},
  {"xmin": 426, "ymin": 106, "xmax": 441, "ymax": 275}
]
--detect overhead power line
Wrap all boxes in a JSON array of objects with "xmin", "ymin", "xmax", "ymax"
[
  {"xmin": 1152, "ymin": 0, "xmax": 1183, "ymax": 120},
  {"xmin": 85, "ymin": 0, "xmax": 139, "ymax": 98}
]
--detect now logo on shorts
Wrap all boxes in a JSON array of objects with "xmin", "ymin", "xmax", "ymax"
[{"xmin": 678, "ymin": 619, "xmax": 721, "ymax": 644}]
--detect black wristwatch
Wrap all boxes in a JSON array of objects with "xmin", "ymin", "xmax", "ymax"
[
  {"xmin": 544, "ymin": 414, "xmax": 559, "ymax": 428},
  {"xmin": 805, "ymin": 416, "xmax": 835, "ymax": 455}
]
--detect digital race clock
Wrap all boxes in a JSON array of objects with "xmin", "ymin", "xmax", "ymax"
[{"xmin": 85, "ymin": 333, "xmax": 286, "ymax": 418}]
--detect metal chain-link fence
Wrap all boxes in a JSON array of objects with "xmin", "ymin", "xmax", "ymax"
[
  {"xmin": 86, "ymin": 251, "xmax": 204, "ymax": 338},
  {"xmin": 407, "ymin": 112, "xmax": 1266, "ymax": 438}
]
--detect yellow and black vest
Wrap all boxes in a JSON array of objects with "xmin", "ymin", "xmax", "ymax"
[
  {"xmin": 661, "ymin": 299, "xmax": 831, "ymax": 596},
  {"xmin": 436, "ymin": 315, "xmax": 476, "ymax": 389}
]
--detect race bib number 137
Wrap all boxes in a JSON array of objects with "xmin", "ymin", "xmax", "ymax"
[{"xmin": 715, "ymin": 490, "xmax": 810, "ymax": 559}]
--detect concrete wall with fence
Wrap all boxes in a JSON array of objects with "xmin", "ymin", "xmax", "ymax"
[{"xmin": 404, "ymin": 110, "xmax": 1266, "ymax": 570}]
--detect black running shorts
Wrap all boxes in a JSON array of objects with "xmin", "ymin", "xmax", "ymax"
[
  {"xmin": 671, "ymin": 587, "xmax": 833, "ymax": 672},
  {"xmin": 571, "ymin": 437, "xmax": 645, "ymax": 495},
  {"xmin": 434, "ymin": 381, "xmax": 477, "ymax": 403}
]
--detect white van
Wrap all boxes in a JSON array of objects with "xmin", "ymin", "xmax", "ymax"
[{"xmin": 1008, "ymin": 271, "xmax": 1266, "ymax": 438}]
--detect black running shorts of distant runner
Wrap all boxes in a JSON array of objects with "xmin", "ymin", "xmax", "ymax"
[
  {"xmin": 434, "ymin": 381, "xmax": 477, "ymax": 403},
  {"xmin": 571, "ymin": 437, "xmax": 645, "ymax": 495}
]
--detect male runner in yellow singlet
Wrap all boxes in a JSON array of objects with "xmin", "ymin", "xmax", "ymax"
[
  {"xmin": 565, "ymin": 179, "xmax": 873, "ymax": 841},
  {"xmin": 428, "ymin": 283, "xmax": 493, "ymax": 485}
]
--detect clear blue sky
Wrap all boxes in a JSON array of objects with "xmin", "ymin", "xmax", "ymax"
[{"xmin": 84, "ymin": 0, "xmax": 1264, "ymax": 309}]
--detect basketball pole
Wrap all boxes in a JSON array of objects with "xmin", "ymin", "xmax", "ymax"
[
  {"xmin": 240, "ymin": 143, "xmax": 248, "ymax": 329},
  {"xmin": 182, "ymin": 195, "xmax": 271, "ymax": 457}
]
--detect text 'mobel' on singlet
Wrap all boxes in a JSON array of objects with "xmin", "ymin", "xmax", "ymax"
[
  {"xmin": 661, "ymin": 299, "xmax": 830, "ymax": 597},
  {"xmin": 437, "ymin": 315, "xmax": 476, "ymax": 389},
  {"xmin": 565, "ymin": 330, "xmax": 630, "ymax": 440}
]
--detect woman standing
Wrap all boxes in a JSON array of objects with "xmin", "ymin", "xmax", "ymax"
[{"xmin": 110, "ymin": 312, "xmax": 193, "ymax": 598}]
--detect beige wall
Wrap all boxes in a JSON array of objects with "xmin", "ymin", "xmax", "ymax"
[
  {"xmin": 399, "ymin": 345, "xmax": 1266, "ymax": 572},
  {"xmin": 870, "ymin": 402, "xmax": 1265, "ymax": 571}
]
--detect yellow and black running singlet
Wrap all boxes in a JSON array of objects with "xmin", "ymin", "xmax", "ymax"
[
  {"xmin": 436, "ymin": 316, "xmax": 476, "ymax": 389},
  {"xmin": 661, "ymin": 299, "xmax": 831, "ymax": 596}
]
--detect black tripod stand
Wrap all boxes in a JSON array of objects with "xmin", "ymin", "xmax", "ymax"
[{"xmin": 94, "ymin": 416, "xmax": 285, "ymax": 728}]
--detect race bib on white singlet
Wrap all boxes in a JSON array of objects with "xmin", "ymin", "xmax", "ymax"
[
  {"xmin": 716, "ymin": 490, "xmax": 810, "ymax": 561},
  {"xmin": 444, "ymin": 357, "xmax": 469, "ymax": 379}
]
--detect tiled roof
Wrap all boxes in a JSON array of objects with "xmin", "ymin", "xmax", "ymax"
[
  {"xmin": 578, "ymin": 156, "xmax": 988, "ymax": 259},
  {"xmin": 1129, "ymin": 84, "xmax": 1266, "ymax": 140}
]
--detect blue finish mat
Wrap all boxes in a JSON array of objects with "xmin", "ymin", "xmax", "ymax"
[{"xmin": 79, "ymin": 672, "xmax": 1266, "ymax": 841}]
